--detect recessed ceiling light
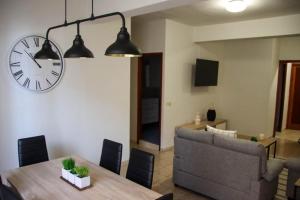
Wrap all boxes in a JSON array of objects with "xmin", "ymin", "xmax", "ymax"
[{"xmin": 225, "ymin": 0, "xmax": 248, "ymax": 13}]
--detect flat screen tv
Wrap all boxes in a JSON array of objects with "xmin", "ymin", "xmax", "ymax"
[{"xmin": 195, "ymin": 59, "xmax": 219, "ymax": 86}]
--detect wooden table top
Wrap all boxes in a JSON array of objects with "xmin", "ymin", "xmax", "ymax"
[
  {"xmin": 295, "ymin": 178, "xmax": 300, "ymax": 187},
  {"xmin": 177, "ymin": 119, "xmax": 227, "ymax": 130},
  {"xmin": 2, "ymin": 155, "xmax": 161, "ymax": 200},
  {"xmin": 237, "ymin": 135, "xmax": 277, "ymax": 148}
]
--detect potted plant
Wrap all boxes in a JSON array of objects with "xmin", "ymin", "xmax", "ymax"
[
  {"xmin": 74, "ymin": 166, "xmax": 90, "ymax": 189},
  {"xmin": 62, "ymin": 158, "xmax": 75, "ymax": 180},
  {"xmin": 68, "ymin": 167, "xmax": 77, "ymax": 184},
  {"xmin": 251, "ymin": 136, "xmax": 258, "ymax": 142}
]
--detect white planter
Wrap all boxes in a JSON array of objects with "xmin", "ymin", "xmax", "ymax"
[
  {"xmin": 75, "ymin": 176, "xmax": 90, "ymax": 189},
  {"xmin": 68, "ymin": 172, "xmax": 76, "ymax": 184},
  {"xmin": 61, "ymin": 168, "xmax": 70, "ymax": 180}
]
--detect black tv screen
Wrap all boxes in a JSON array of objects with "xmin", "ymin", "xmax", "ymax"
[{"xmin": 195, "ymin": 59, "xmax": 219, "ymax": 86}]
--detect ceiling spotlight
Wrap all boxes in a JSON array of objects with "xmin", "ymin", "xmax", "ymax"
[{"xmin": 225, "ymin": 0, "xmax": 248, "ymax": 13}]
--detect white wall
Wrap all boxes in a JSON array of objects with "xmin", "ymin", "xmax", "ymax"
[
  {"xmin": 279, "ymin": 36, "xmax": 300, "ymax": 60},
  {"xmin": 0, "ymin": 0, "xmax": 131, "ymax": 172},
  {"xmin": 161, "ymin": 20, "xmax": 218, "ymax": 149},
  {"xmin": 130, "ymin": 19, "xmax": 166, "ymax": 142},
  {"xmin": 193, "ymin": 14, "xmax": 300, "ymax": 42},
  {"xmin": 215, "ymin": 38, "xmax": 279, "ymax": 136},
  {"xmin": 130, "ymin": 19, "xmax": 219, "ymax": 148}
]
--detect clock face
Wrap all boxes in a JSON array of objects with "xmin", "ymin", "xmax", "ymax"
[{"xmin": 9, "ymin": 35, "xmax": 64, "ymax": 92}]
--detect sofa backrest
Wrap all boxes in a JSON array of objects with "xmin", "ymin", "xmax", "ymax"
[
  {"xmin": 174, "ymin": 128, "xmax": 267, "ymax": 193},
  {"xmin": 214, "ymin": 134, "xmax": 267, "ymax": 174},
  {"xmin": 175, "ymin": 128, "xmax": 213, "ymax": 144}
]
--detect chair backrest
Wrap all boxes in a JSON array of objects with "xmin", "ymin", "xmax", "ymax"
[
  {"xmin": 156, "ymin": 193, "xmax": 173, "ymax": 200},
  {"xmin": 0, "ymin": 185, "xmax": 22, "ymax": 200},
  {"xmin": 18, "ymin": 135, "xmax": 49, "ymax": 167},
  {"xmin": 99, "ymin": 139, "xmax": 123, "ymax": 175},
  {"xmin": 126, "ymin": 148, "xmax": 155, "ymax": 189}
]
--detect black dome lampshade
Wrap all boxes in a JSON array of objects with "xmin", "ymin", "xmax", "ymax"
[
  {"xmin": 105, "ymin": 27, "xmax": 141, "ymax": 57},
  {"xmin": 64, "ymin": 34, "xmax": 94, "ymax": 58},
  {"xmin": 34, "ymin": 40, "xmax": 60, "ymax": 60}
]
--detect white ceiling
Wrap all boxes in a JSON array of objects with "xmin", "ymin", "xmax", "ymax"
[{"xmin": 135, "ymin": 0, "xmax": 300, "ymax": 26}]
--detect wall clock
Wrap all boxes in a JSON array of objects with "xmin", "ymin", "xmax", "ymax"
[{"xmin": 9, "ymin": 35, "xmax": 64, "ymax": 92}]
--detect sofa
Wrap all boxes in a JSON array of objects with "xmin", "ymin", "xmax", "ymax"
[
  {"xmin": 286, "ymin": 158, "xmax": 300, "ymax": 200},
  {"xmin": 173, "ymin": 128, "xmax": 284, "ymax": 200}
]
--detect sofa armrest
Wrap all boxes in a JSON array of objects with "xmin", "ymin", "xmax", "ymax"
[
  {"xmin": 263, "ymin": 159, "xmax": 284, "ymax": 182},
  {"xmin": 285, "ymin": 158, "xmax": 300, "ymax": 172}
]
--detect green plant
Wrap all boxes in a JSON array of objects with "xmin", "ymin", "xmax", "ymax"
[
  {"xmin": 70, "ymin": 168, "xmax": 77, "ymax": 174},
  {"xmin": 74, "ymin": 166, "xmax": 89, "ymax": 178},
  {"xmin": 250, "ymin": 137, "xmax": 258, "ymax": 142},
  {"xmin": 62, "ymin": 158, "xmax": 75, "ymax": 170}
]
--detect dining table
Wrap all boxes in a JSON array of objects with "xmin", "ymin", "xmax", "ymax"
[{"xmin": 1, "ymin": 155, "xmax": 162, "ymax": 200}]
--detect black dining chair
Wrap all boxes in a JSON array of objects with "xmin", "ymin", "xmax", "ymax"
[
  {"xmin": 99, "ymin": 139, "xmax": 123, "ymax": 175},
  {"xmin": 126, "ymin": 148, "xmax": 155, "ymax": 189},
  {"xmin": 0, "ymin": 176, "xmax": 22, "ymax": 200},
  {"xmin": 156, "ymin": 193, "xmax": 173, "ymax": 200},
  {"xmin": 18, "ymin": 135, "xmax": 49, "ymax": 167}
]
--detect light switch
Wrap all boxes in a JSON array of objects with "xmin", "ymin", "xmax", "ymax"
[{"xmin": 166, "ymin": 101, "xmax": 172, "ymax": 107}]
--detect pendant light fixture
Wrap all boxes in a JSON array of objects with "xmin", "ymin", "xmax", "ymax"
[
  {"xmin": 105, "ymin": 27, "xmax": 141, "ymax": 57},
  {"xmin": 34, "ymin": 40, "xmax": 60, "ymax": 60},
  {"xmin": 34, "ymin": 0, "xmax": 141, "ymax": 60},
  {"xmin": 64, "ymin": 22, "xmax": 94, "ymax": 58}
]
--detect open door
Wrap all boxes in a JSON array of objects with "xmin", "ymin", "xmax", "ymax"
[
  {"xmin": 274, "ymin": 62, "xmax": 287, "ymax": 133},
  {"xmin": 137, "ymin": 53, "xmax": 163, "ymax": 149},
  {"xmin": 287, "ymin": 64, "xmax": 300, "ymax": 130}
]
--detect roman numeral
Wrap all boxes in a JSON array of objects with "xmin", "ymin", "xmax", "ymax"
[
  {"xmin": 21, "ymin": 39, "xmax": 29, "ymax": 48},
  {"xmin": 33, "ymin": 37, "xmax": 39, "ymax": 47},
  {"xmin": 53, "ymin": 62, "xmax": 61, "ymax": 66},
  {"xmin": 10, "ymin": 62, "xmax": 20, "ymax": 67},
  {"xmin": 14, "ymin": 70, "xmax": 23, "ymax": 80},
  {"xmin": 52, "ymin": 71, "xmax": 59, "ymax": 77},
  {"xmin": 13, "ymin": 70, "xmax": 23, "ymax": 77},
  {"xmin": 36, "ymin": 81, "xmax": 41, "ymax": 90},
  {"xmin": 23, "ymin": 78, "xmax": 30, "ymax": 88},
  {"xmin": 13, "ymin": 50, "xmax": 23, "ymax": 55},
  {"xmin": 46, "ymin": 78, "xmax": 52, "ymax": 86},
  {"xmin": 17, "ymin": 74, "xmax": 23, "ymax": 80}
]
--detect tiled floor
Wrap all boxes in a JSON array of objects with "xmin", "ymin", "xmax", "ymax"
[{"xmin": 122, "ymin": 130, "xmax": 300, "ymax": 200}]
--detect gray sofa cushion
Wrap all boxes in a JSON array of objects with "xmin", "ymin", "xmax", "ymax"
[
  {"xmin": 263, "ymin": 159, "xmax": 284, "ymax": 182},
  {"xmin": 285, "ymin": 158, "xmax": 300, "ymax": 172},
  {"xmin": 176, "ymin": 128, "xmax": 213, "ymax": 144},
  {"xmin": 213, "ymin": 134, "xmax": 267, "ymax": 174}
]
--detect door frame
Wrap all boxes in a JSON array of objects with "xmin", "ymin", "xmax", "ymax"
[
  {"xmin": 137, "ymin": 52, "xmax": 163, "ymax": 149},
  {"xmin": 273, "ymin": 60, "xmax": 300, "ymax": 136},
  {"xmin": 286, "ymin": 63, "xmax": 300, "ymax": 130}
]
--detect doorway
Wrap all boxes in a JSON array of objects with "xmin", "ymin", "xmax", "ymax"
[
  {"xmin": 274, "ymin": 61, "xmax": 300, "ymax": 136},
  {"xmin": 287, "ymin": 64, "xmax": 300, "ymax": 130},
  {"xmin": 137, "ymin": 53, "xmax": 163, "ymax": 148}
]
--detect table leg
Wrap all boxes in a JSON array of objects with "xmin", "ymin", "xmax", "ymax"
[
  {"xmin": 273, "ymin": 141, "xmax": 277, "ymax": 158},
  {"xmin": 294, "ymin": 185, "xmax": 297, "ymax": 200},
  {"xmin": 267, "ymin": 146, "xmax": 270, "ymax": 160}
]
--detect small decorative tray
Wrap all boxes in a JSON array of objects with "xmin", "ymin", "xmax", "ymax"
[{"xmin": 60, "ymin": 176, "xmax": 92, "ymax": 191}]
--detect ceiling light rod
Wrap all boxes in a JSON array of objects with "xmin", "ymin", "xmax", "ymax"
[
  {"xmin": 91, "ymin": 0, "xmax": 94, "ymax": 18},
  {"xmin": 45, "ymin": 12, "xmax": 125, "ymax": 40},
  {"xmin": 34, "ymin": 0, "xmax": 141, "ymax": 60},
  {"xmin": 64, "ymin": 0, "xmax": 67, "ymax": 24}
]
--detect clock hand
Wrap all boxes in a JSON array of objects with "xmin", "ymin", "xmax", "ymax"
[{"xmin": 24, "ymin": 50, "xmax": 42, "ymax": 69}]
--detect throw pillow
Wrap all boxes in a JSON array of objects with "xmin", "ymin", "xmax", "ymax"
[{"xmin": 206, "ymin": 125, "xmax": 237, "ymax": 138}]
